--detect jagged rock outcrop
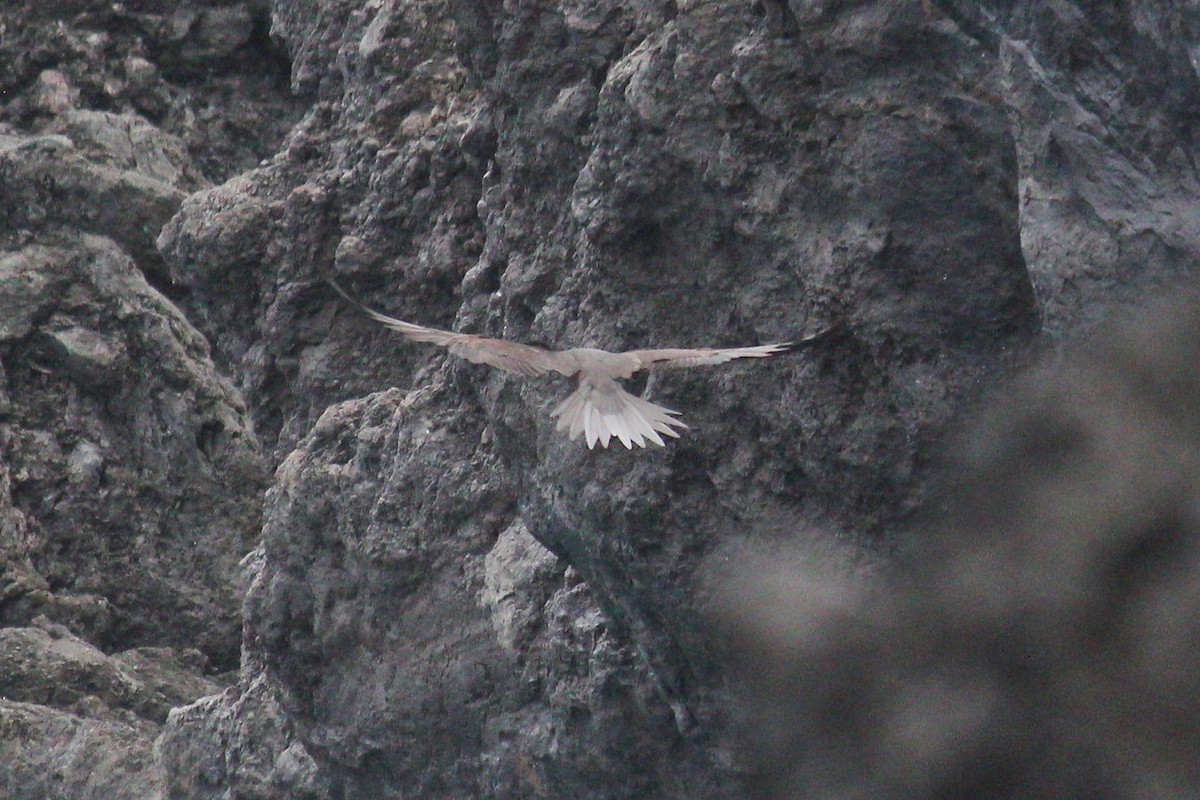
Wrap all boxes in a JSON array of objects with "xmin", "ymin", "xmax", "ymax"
[
  {"xmin": 0, "ymin": 1, "xmax": 292, "ymax": 797},
  {"xmin": 0, "ymin": 230, "xmax": 263, "ymax": 663},
  {"xmin": 939, "ymin": 1, "xmax": 1200, "ymax": 336},
  {"xmin": 0, "ymin": 618, "xmax": 225, "ymax": 799}
]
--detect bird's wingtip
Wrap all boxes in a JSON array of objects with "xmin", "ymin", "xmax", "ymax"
[{"xmin": 779, "ymin": 320, "xmax": 846, "ymax": 351}]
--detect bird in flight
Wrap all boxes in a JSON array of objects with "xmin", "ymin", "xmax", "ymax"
[{"xmin": 325, "ymin": 276, "xmax": 832, "ymax": 449}]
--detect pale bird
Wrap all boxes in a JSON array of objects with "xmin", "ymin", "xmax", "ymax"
[{"xmin": 327, "ymin": 276, "xmax": 832, "ymax": 449}]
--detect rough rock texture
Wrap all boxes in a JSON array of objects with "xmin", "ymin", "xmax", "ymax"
[
  {"xmin": 0, "ymin": 618, "xmax": 224, "ymax": 800},
  {"xmin": 942, "ymin": 1, "xmax": 1200, "ymax": 337},
  {"xmin": 1, "ymin": 698, "xmax": 164, "ymax": 800},
  {"xmin": 0, "ymin": 231, "xmax": 263, "ymax": 663},
  {"xmin": 723, "ymin": 293, "xmax": 1200, "ymax": 799},
  {"xmin": 0, "ymin": 0, "xmax": 300, "ymax": 189},
  {"xmin": 154, "ymin": 0, "xmax": 1042, "ymax": 796},
  {"xmin": 2, "ymin": 0, "xmax": 1199, "ymax": 798},
  {"xmin": 0, "ymin": 1, "xmax": 292, "ymax": 797}
]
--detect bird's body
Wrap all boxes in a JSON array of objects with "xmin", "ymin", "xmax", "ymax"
[
  {"xmin": 554, "ymin": 348, "xmax": 640, "ymax": 379},
  {"xmin": 326, "ymin": 275, "xmax": 825, "ymax": 449}
]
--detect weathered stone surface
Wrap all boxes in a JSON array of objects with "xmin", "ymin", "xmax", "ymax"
[
  {"xmin": 152, "ymin": 0, "xmax": 1200, "ymax": 797},
  {"xmin": 481, "ymin": 519, "xmax": 561, "ymax": 652},
  {"xmin": 0, "ymin": 233, "xmax": 265, "ymax": 665},
  {"xmin": 0, "ymin": 620, "xmax": 222, "ymax": 724},
  {"xmin": 0, "ymin": 698, "xmax": 165, "ymax": 800},
  {"xmin": 0, "ymin": 0, "xmax": 300, "ymax": 185},
  {"xmin": 0, "ymin": 619, "xmax": 223, "ymax": 800},
  {"xmin": 0, "ymin": 106, "xmax": 191, "ymax": 280},
  {"xmin": 940, "ymin": 1, "xmax": 1200, "ymax": 336},
  {"xmin": 158, "ymin": 0, "xmax": 489, "ymax": 459},
  {"xmin": 0, "ymin": 3, "xmax": 294, "ymax": 797},
  {"xmin": 156, "ymin": 642, "xmax": 308, "ymax": 800}
]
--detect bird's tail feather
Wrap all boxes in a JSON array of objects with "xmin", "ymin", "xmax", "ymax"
[{"xmin": 550, "ymin": 376, "xmax": 687, "ymax": 450}]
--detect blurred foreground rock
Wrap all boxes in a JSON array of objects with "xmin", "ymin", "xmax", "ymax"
[{"xmin": 722, "ymin": 293, "xmax": 1200, "ymax": 799}]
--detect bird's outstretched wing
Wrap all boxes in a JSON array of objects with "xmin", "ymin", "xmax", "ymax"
[
  {"xmin": 325, "ymin": 275, "xmax": 571, "ymax": 377},
  {"xmin": 625, "ymin": 323, "xmax": 840, "ymax": 371},
  {"xmin": 625, "ymin": 342, "xmax": 790, "ymax": 371},
  {"xmin": 325, "ymin": 270, "xmax": 842, "ymax": 449}
]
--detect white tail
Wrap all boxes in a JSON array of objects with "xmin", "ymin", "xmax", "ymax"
[{"xmin": 550, "ymin": 375, "xmax": 688, "ymax": 449}]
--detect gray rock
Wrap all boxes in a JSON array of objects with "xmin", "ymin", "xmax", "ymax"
[
  {"xmin": 944, "ymin": 1, "xmax": 1200, "ymax": 336},
  {"xmin": 0, "ymin": 621, "xmax": 224, "ymax": 800},
  {"xmin": 0, "ymin": 4, "xmax": 293, "ymax": 797},
  {"xmin": 0, "ymin": 621, "xmax": 222, "ymax": 724},
  {"xmin": 0, "ymin": 698, "xmax": 165, "ymax": 800},
  {"xmin": 481, "ymin": 519, "xmax": 563, "ymax": 652},
  {"xmin": 192, "ymin": 386, "xmax": 700, "ymax": 797},
  {"xmin": 66, "ymin": 439, "xmax": 106, "ymax": 485},
  {"xmin": 41, "ymin": 326, "xmax": 128, "ymax": 388},
  {"xmin": 0, "ymin": 233, "xmax": 265, "ymax": 667},
  {"xmin": 0, "ymin": 243, "xmax": 66, "ymax": 340},
  {"xmin": 156, "ymin": 672, "xmax": 304, "ymax": 800},
  {"xmin": 60, "ymin": 109, "xmax": 200, "ymax": 189},
  {"xmin": 0, "ymin": 0, "xmax": 300, "ymax": 183},
  {"xmin": 31, "ymin": 69, "xmax": 76, "ymax": 116},
  {"xmin": 0, "ymin": 130, "xmax": 189, "ymax": 281},
  {"xmin": 185, "ymin": 5, "xmax": 256, "ymax": 63}
]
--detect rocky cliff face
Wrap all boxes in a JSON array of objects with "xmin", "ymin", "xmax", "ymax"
[{"xmin": 1, "ymin": 1, "xmax": 1197, "ymax": 798}]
